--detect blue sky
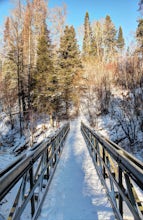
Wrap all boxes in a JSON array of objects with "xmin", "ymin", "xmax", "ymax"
[
  {"xmin": 49, "ymin": 0, "xmax": 140, "ymax": 44},
  {"xmin": 0, "ymin": 0, "xmax": 141, "ymax": 44}
]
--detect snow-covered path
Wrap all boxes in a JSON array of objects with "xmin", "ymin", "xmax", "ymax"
[{"xmin": 38, "ymin": 118, "xmax": 115, "ymax": 220}]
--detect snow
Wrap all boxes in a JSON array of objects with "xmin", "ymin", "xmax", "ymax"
[
  {"xmin": 81, "ymin": 85, "xmax": 143, "ymax": 162},
  {"xmin": 0, "ymin": 113, "xmax": 11, "ymax": 137},
  {"xmin": 38, "ymin": 118, "xmax": 115, "ymax": 220},
  {"xmin": 0, "ymin": 148, "xmax": 16, "ymax": 171},
  {"xmin": 1, "ymin": 115, "xmax": 141, "ymax": 219},
  {"xmin": 0, "ymin": 114, "xmax": 57, "ymax": 171}
]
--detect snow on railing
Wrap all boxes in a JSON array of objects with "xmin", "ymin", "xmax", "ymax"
[
  {"xmin": 0, "ymin": 123, "xmax": 70, "ymax": 220},
  {"xmin": 81, "ymin": 122, "xmax": 143, "ymax": 220}
]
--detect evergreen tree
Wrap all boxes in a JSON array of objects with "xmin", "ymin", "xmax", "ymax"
[
  {"xmin": 117, "ymin": 26, "xmax": 125, "ymax": 52},
  {"xmin": 58, "ymin": 25, "xmax": 82, "ymax": 118},
  {"xmin": 136, "ymin": 18, "xmax": 143, "ymax": 58},
  {"xmin": 103, "ymin": 15, "xmax": 117, "ymax": 62},
  {"xmin": 82, "ymin": 12, "xmax": 96, "ymax": 58},
  {"xmin": 32, "ymin": 22, "xmax": 55, "ymax": 113},
  {"xmin": 32, "ymin": 0, "xmax": 47, "ymax": 66}
]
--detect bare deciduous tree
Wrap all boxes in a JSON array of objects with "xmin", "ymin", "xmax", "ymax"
[{"xmin": 48, "ymin": 3, "xmax": 67, "ymax": 50}]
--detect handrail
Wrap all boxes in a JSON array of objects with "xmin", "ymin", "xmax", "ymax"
[
  {"xmin": 0, "ymin": 123, "xmax": 70, "ymax": 220},
  {"xmin": 81, "ymin": 122, "xmax": 143, "ymax": 220}
]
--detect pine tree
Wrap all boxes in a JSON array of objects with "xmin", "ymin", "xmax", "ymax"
[
  {"xmin": 117, "ymin": 26, "xmax": 125, "ymax": 52},
  {"xmin": 103, "ymin": 15, "xmax": 117, "ymax": 62},
  {"xmin": 32, "ymin": 22, "xmax": 55, "ymax": 113},
  {"xmin": 136, "ymin": 18, "xmax": 143, "ymax": 58},
  {"xmin": 58, "ymin": 25, "xmax": 82, "ymax": 118},
  {"xmin": 32, "ymin": 0, "xmax": 47, "ymax": 66},
  {"xmin": 82, "ymin": 12, "xmax": 96, "ymax": 58}
]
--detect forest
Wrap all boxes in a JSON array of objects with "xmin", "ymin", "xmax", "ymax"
[{"xmin": 0, "ymin": 0, "xmax": 143, "ymax": 160}]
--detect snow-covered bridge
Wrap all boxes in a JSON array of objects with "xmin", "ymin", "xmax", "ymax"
[
  {"xmin": 0, "ymin": 119, "xmax": 143, "ymax": 220},
  {"xmin": 38, "ymin": 119, "xmax": 114, "ymax": 220}
]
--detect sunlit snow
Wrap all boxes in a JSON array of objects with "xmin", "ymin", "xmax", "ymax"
[{"xmin": 38, "ymin": 118, "xmax": 115, "ymax": 220}]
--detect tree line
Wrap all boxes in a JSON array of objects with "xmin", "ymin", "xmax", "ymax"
[
  {"xmin": 81, "ymin": 11, "xmax": 143, "ymax": 148},
  {"xmin": 0, "ymin": 0, "xmax": 143, "ymax": 142},
  {"xmin": 0, "ymin": 0, "xmax": 80, "ymax": 136}
]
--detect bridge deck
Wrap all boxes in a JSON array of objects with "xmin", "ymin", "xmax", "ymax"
[{"xmin": 38, "ymin": 118, "xmax": 115, "ymax": 220}]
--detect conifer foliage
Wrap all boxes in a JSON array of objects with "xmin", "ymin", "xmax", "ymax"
[
  {"xmin": 0, "ymin": 0, "xmax": 67, "ymax": 135},
  {"xmin": 1, "ymin": 0, "xmax": 143, "ymax": 138},
  {"xmin": 82, "ymin": 12, "xmax": 95, "ymax": 58},
  {"xmin": 103, "ymin": 15, "xmax": 117, "ymax": 61},
  {"xmin": 58, "ymin": 25, "xmax": 82, "ymax": 118},
  {"xmin": 33, "ymin": 22, "xmax": 54, "ymax": 113},
  {"xmin": 117, "ymin": 26, "xmax": 125, "ymax": 52}
]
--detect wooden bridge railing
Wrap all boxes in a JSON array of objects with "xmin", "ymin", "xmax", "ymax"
[
  {"xmin": 81, "ymin": 122, "xmax": 143, "ymax": 220},
  {"xmin": 0, "ymin": 123, "xmax": 70, "ymax": 220}
]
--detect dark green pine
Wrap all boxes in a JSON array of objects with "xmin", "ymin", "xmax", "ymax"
[
  {"xmin": 117, "ymin": 26, "xmax": 125, "ymax": 51},
  {"xmin": 82, "ymin": 12, "xmax": 95, "ymax": 58},
  {"xmin": 103, "ymin": 15, "xmax": 117, "ymax": 60},
  {"xmin": 58, "ymin": 25, "xmax": 82, "ymax": 117},
  {"xmin": 37, "ymin": 24, "xmax": 53, "ymax": 75},
  {"xmin": 33, "ymin": 22, "xmax": 55, "ymax": 113}
]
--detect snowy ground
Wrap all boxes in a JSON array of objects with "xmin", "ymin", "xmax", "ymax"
[
  {"xmin": 0, "ymin": 113, "xmax": 57, "ymax": 171},
  {"xmin": 38, "ymin": 118, "xmax": 115, "ymax": 220},
  {"xmin": 96, "ymin": 114, "xmax": 143, "ymax": 162},
  {"xmin": 81, "ymin": 87, "xmax": 143, "ymax": 162}
]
